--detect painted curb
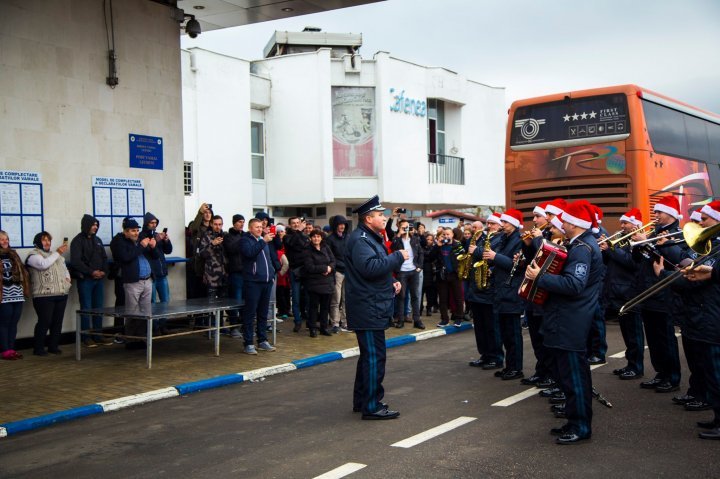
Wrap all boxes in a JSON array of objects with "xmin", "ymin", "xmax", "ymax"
[{"xmin": 0, "ymin": 324, "xmax": 471, "ymax": 438}]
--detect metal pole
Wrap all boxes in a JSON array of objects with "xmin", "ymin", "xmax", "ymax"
[
  {"xmin": 76, "ymin": 311, "xmax": 81, "ymax": 361},
  {"xmin": 146, "ymin": 316, "xmax": 152, "ymax": 369}
]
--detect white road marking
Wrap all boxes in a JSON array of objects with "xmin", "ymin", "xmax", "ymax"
[
  {"xmin": 391, "ymin": 416, "xmax": 477, "ymax": 448},
  {"xmin": 609, "ymin": 351, "xmax": 626, "ymax": 359},
  {"xmin": 99, "ymin": 387, "xmax": 179, "ymax": 412},
  {"xmin": 0, "ymin": 427, "xmax": 6, "ymax": 438},
  {"xmin": 492, "ymin": 388, "xmax": 538, "ymax": 407},
  {"xmin": 313, "ymin": 463, "xmax": 366, "ymax": 479},
  {"xmin": 338, "ymin": 347, "xmax": 359, "ymax": 358}
]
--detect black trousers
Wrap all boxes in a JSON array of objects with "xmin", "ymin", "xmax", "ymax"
[
  {"xmin": 32, "ymin": 295, "xmax": 68, "ymax": 353},
  {"xmin": 641, "ymin": 308, "xmax": 681, "ymax": 385},
  {"xmin": 354, "ymin": 329, "xmax": 387, "ymax": 414},
  {"xmin": 437, "ymin": 273, "xmax": 464, "ymax": 322},
  {"xmin": 616, "ymin": 308, "xmax": 644, "ymax": 374},
  {"xmin": 526, "ymin": 310, "xmax": 551, "ymax": 378},
  {"xmin": 586, "ymin": 302, "xmax": 608, "ymax": 359},
  {"xmin": 469, "ymin": 301, "xmax": 503, "ymax": 363},
  {"xmin": 499, "ymin": 313, "xmax": 523, "ymax": 371},
  {"xmin": 549, "ymin": 347, "xmax": 593, "ymax": 437},
  {"xmin": 698, "ymin": 342, "xmax": 720, "ymax": 423},
  {"xmin": 682, "ymin": 335, "xmax": 706, "ymax": 401},
  {"xmin": 276, "ymin": 285, "xmax": 291, "ymax": 316},
  {"xmin": 308, "ymin": 291, "xmax": 331, "ymax": 332}
]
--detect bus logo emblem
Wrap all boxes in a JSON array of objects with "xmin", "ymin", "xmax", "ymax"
[{"xmin": 514, "ymin": 118, "xmax": 546, "ymax": 140}]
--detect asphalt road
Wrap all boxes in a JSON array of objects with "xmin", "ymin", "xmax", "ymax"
[{"xmin": 1, "ymin": 323, "xmax": 717, "ymax": 479}]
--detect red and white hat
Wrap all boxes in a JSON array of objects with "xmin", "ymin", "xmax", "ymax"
[
  {"xmin": 559, "ymin": 200, "xmax": 598, "ymax": 231},
  {"xmin": 592, "ymin": 204, "xmax": 603, "ymax": 224},
  {"xmin": 701, "ymin": 200, "xmax": 720, "ymax": 222},
  {"xmin": 620, "ymin": 208, "xmax": 644, "ymax": 228},
  {"xmin": 545, "ymin": 198, "xmax": 567, "ymax": 216},
  {"xmin": 487, "ymin": 212, "xmax": 502, "ymax": 225},
  {"xmin": 500, "ymin": 209, "xmax": 524, "ymax": 229},
  {"xmin": 533, "ymin": 201, "xmax": 549, "ymax": 218},
  {"xmin": 689, "ymin": 208, "xmax": 703, "ymax": 223},
  {"xmin": 654, "ymin": 196, "xmax": 682, "ymax": 219},
  {"xmin": 550, "ymin": 216, "xmax": 565, "ymax": 234}
]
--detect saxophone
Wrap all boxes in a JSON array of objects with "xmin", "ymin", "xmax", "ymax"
[
  {"xmin": 457, "ymin": 229, "xmax": 482, "ymax": 280},
  {"xmin": 473, "ymin": 231, "xmax": 494, "ymax": 289}
]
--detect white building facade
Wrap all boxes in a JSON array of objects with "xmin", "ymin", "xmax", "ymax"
[{"xmin": 182, "ymin": 35, "xmax": 506, "ymax": 226}]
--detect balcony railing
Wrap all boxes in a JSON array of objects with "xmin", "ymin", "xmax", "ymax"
[{"xmin": 428, "ymin": 154, "xmax": 464, "ymax": 185}]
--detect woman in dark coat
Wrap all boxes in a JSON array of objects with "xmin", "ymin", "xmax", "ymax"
[{"xmin": 303, "ymin": 229, "xmax": 336, "ymax": 337}]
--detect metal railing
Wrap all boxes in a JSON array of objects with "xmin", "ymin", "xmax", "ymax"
[{"xmin": 428, "ymin": 154, "xmax": 464, "ymax": 185}]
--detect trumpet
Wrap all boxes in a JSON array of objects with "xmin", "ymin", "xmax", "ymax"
[
  {"xmin": 627, "ymin": 230, "xmax": 684, "ymax": 249},
  {"xmin": 603, "ymin": 220, "xmax": 656, "ymax": 248},
  {"xmin": 619, "ymin": 221, "xmax": 720, "ymax": 315}
]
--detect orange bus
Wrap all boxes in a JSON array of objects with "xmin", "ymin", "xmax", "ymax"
[{"xmin": 505, "ymin": 84, "xmax": 720, "ymax": 230}]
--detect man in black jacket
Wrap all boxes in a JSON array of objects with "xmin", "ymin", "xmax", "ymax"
[
  {"xmin": 70, "ymin": 214, "xmax": 110, "ymax": 347},
  {"xmin": 391, "ymin": 219, "xmax": 424, "ymax": 329},
  {"xmin": 224, "ymin": 214, "xmax": 246, "ymax": 338},
  {"xmin": 326, "ymin": 215, "xmax": 349, "ymax": 333},
  {"xmin": 284, "ymin": 216, "xmax": 310, "ymax": 332}
]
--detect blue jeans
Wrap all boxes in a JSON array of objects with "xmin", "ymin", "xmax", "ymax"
[
  {"xmin": 290, "ymin": 270, "xmax": 303, "ymax": 325},
  {"xmin": 242, "ymin": 281, "xmax": 272, "ymax": 346},
  {"xmin": 227, "ymin": 272, "xmax": 244, "ymax": 324},
  {"xmin": 77, "ymin": 278, "xmax": 105, "ymax": 340},
  {"xmin": 152, "ymin": 276, "xmax": 170, "ymax": 329}
]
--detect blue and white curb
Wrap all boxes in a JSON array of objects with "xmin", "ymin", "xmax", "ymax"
[{"xmin": 0, "ymin": 323, "xmax": 472, "ymax": 438}]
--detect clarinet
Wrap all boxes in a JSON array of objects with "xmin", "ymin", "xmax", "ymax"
[{"xmin": 506, "ymin": 252, "xmax": 525, "ymax": 286}]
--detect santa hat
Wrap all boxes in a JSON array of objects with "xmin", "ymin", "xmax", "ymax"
[
  {"xmin": 559, "ymin": 200, "xmax": 597, "ymax": 231},
  {"xmin": 487, "ymin": 212, "xmax": 502, "ymax": 225},
  {"xmin": 500, "ymin": 209, "xmax": 524, "ymax": 229},
  {"xmin": 654, "ymin": 196, "xmax": 682, "ymax": 219},
  {"xmin": 550, "ymin": 216, "xmax": 565, "ymax": 234},
  {"xmin": 545, "ymin": 198, "xmax": 567, "ymax": 216},
  {"xmin": 533, "ymin": 202, "xmax": 549, "ymax": 218},
  {"xmin": 701, "ymin": 200, "xmax": 720, "ymax": 222},
  {"xmin": 592, "ymin": 204, "xmax": 603, "ymax": 224},
  {"xmin": 689, "ymin": 209, "xmax": 702, "ymax": 223},
  {"xmin": 620, "ymin": 208, "xmax": 644, "ymax": 228}
]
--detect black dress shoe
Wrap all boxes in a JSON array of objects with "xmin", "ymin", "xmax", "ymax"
[
  {"xmin": 309, "ymin": 330, "xmax": 318, "ymax": 338},
  {"xmin": 672, "ymin": 394, "xmax": 695, "ymax": 405},
  {"xmin": 319, "ymin": 330, "xmax": 332, "ymax": 336},
  {"xmin": 698, "ymin": 428, "xmax": 720, "ymax": 440},
  {"xmin": 502, "ymin": 370, "xmax": 524, "ymax": 381},
  {"xmin": 536, "ymin": 378, "xmax": 556, "ymax": 388},
  {"xmin": 394, "ymin": 320, "xmax": 404, "ymax": 328},
  {"xmin": 685, "ymin": 401, "xmax": 712, "ymax": 411},
  {"xmin": 587, "ymin": 356, "xmax": 606, "ymax": 365},
  {"xmin": 494, "ymin": 368, "xmax": 509, "ymax": 378},
  {"xmin": 414, "ymin": 321, "xmax": 426, "ymax": 330},
  {"xmin": 550, "ymin": 404, "xmax": 566, "ymax": 412},
  {"xmin": 520, "ymin": 375, "xmax": 541, "ymax": 385},
  {"xmin": 640, "ymin": 378, "xmax": 663, "ymax": 389},
  {"xmin": 554, "ymin": 410, "xmax": 567, "ymax": 419},
  {"xmin": 482, "ymin": 362, "xmax": 503, "ymax": 370},
  {"xmin": 353, "ymin": 402, "xmax": 388, "ymax": 413},
  {"xmin": 619, "ymin": 370, "xmax": 642, "ymax": 380},
  {"xmin": 550, "ymin": 425, "xmax": 570, "ymax": 436},
  {"xmin": 655, "ymin": 382, "xmax": 680, "ymax": 393},
  {"xmin": 293, "ymin": 323, "xmax": 301, "ymax": 333},
  {"xmin": 612, "ymin": 367, "xmax": 628, "ymax": 376},
  {"xmin": 556, "ymin": 432, "xmax": 590, "ymax": 444},
  {"xmin": 697, "ymin": 419, "xmax": 720, "ymax": 429},
  {"xmin": 540, "ymin": 387, "xmax": 562, "ymax": 398},
  {"xmin": 549, "ymin": 393, "xmax": 567, "ymax": 404},
  {"xmin": 468, "ymin": 358, "xmax": 485, "ymax": 367},
  {"xmin": 361, "ymin": 408, "xmax": 400, "ymax": 420}
]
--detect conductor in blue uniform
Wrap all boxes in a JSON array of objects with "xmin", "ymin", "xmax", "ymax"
[
  {"xmin": 345, "ymin": 195, "xmax": 408, "ymax": 420},
  {"xmin": 525, "ymin": 200, "xmax": 603, "ymax": 444}
]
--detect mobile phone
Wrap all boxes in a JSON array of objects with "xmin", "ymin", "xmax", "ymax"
[
  {"xmin": 63, "ymin": 237, "xmax": 68, "ymax": 244},
  {"xmin": 269, "ymin": 225, "xmax": 276, "ymax": 234},
  {"xmin": 162, "ymin": 228, "xmax": 168, "ymax": 234},
  {"xmin": 207, "ymin": 203, "xmax": 213, "ymax": 210},
  {"xmin": 398, "ymin": 208, "xmax": 407, "ymax": 214}
]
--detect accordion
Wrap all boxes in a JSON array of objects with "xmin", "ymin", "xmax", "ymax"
[{"xmin": 518, "ymin": 240, "xmax": 568, "ymax": 305}]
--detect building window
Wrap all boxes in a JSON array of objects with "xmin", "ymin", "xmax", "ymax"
[
  {"xmin": 251, "ymin": 121, "xmax": 265, "ymax": 179},
  {"xmin": 315, "ymin": 207, "xmax": 327, "ymax": 218},
  {"xmin": 183, "ymin": 161, "xmax": 193, "ymax": 195},
  {"xmin": 427, "ymin": 99, "xmax": 445, "ymax": 161}
]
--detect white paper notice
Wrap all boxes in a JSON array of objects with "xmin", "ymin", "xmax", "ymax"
[
  {"xmin": 128, "ymin": 189, "xmax": 144, "ymax": 216},
  {"xmin": 111, "ymin": 189, "xmax": 128, "ymax": 216},
  {"xmin": 0, "ymin": 183, "xmax": 21, "ymax": 214},
  {"xmin": 21, "ymin": 184, "xmax": 42, "ymax": 214},
  {"xmin": 94, "ymin": 188, "xmax": 111, "ymax": 216},
  {"xmin": 1, "ymin": 216, "xmax": 21, "ymax": 246},
  {"xmin": 96, "ymin": 218, "xmax": 112, "ymax": 245},
  {"xmin": 112, "ymin": 216, "xmax": 124, "ymax": 239},
  {"xmin": 22, "ymin": 216, "xmax": 42, "ymax": 247}
]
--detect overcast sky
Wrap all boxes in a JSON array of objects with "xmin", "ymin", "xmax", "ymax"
[{"xmin": 182, "ymin": 0, "xmax": 720, "ymax": 113}]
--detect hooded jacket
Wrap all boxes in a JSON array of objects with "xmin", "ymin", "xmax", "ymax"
[
  {"xmin": 224, "ymin": 227, "xmax": 246, "ymax": 274},
  {"xmin": 325, "ymin": 215, "xmax": 349, "ymax": 273},
  {"xmin": 138, "ymin": 212, "xmax": 173, "ymax": 278},
  {"xmin": 69, "ymin": 214, "xmax": 108, "ymax": 279}
]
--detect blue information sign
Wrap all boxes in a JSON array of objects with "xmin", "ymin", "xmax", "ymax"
[{"xmin": 129, "ymin": 133, "xmax": 163, "ymax": 170}]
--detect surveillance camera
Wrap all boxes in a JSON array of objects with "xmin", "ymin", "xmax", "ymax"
[{"xmin": 186, "ymin": 18, "xmax": 201, "ymax": 38}]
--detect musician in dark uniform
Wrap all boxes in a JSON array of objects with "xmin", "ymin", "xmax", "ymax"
[
  {"xmin": 518, "ymin": 201, "xmax": 556, "ymax": 386},
  {"xmin": 525, "ymin": 200, "xmax": 603, "ymax": 444},
  {"xmin": 587, "ymin": 204, "xmax": 609, "ymax": 365},
  {"xmin": 658, "ymin": 200, "xmax": 720, "ymax": 439},
  {"xmin": 345, "ymin": 195, "xmax": 407, "ymax": 420},
  {"xmin": 483, "ymin": 209, "xmax": 525, "ymax": 380},
  {"xmin": 631, "ymin": 195, "xmax": 687, "ymax": 393},
  {"xmin": 599, "ymin": 208, "xmax": 644, "ymax": 380},
  {"xmin": 467, "ymin": 222, "xmax": 504, "ymax": 369}
]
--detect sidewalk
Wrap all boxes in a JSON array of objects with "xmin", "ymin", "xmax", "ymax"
[{"xmin": 0, "ymin": 317, "xmax": 472, "ymax": 438}]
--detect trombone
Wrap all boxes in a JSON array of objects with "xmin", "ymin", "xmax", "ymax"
[
  {"xmin": 601, "ymin": 220, "xmax": 656, "ymax": 248},
  {"xmin": 619, "ymin": 221, "xmax": 720, "ymax": 315},
  {"xmin": 627, "ymin": 230, "xmax": 684, "ymax": 249}
]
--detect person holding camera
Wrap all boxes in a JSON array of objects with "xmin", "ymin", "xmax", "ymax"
[
  {"xmin": 435, "ymin": 228, "xmax": 465, "ymax": 327},
  {"xmin": 391, "ymin": 219, "xmax": 424, "ymax": 329},
  {"xmin": 199, "ymin": 215, "xmax": 228, "ymax": 299},
  {"xmin": 284, "ymin": 216, "xmax": 310, "ymax": 332}
]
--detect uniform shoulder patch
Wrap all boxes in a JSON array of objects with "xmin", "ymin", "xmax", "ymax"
[{"xmin": 574, "ymin": 263, "xmax": 588, "ymax": 279}]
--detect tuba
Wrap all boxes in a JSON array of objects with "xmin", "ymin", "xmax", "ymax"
[
  {"xmin": 473, "ymin": 231, "xmax": 495, "ymax": 289},
  {"xmin": 457, "ymin": 229, "xmax": 482, "ymax": 280}
]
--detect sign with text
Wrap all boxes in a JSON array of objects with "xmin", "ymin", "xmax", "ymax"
[
  {"xmin": 129, "ymin": 133, "xmax": 163, "ymax": 170},
  {"xmin": 0, "ymin": 170, "xmax": 43, "ymax": 248},
  {"xmin": 92, "ymin": 176, "xmax": 145, "ymax": 245}
]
